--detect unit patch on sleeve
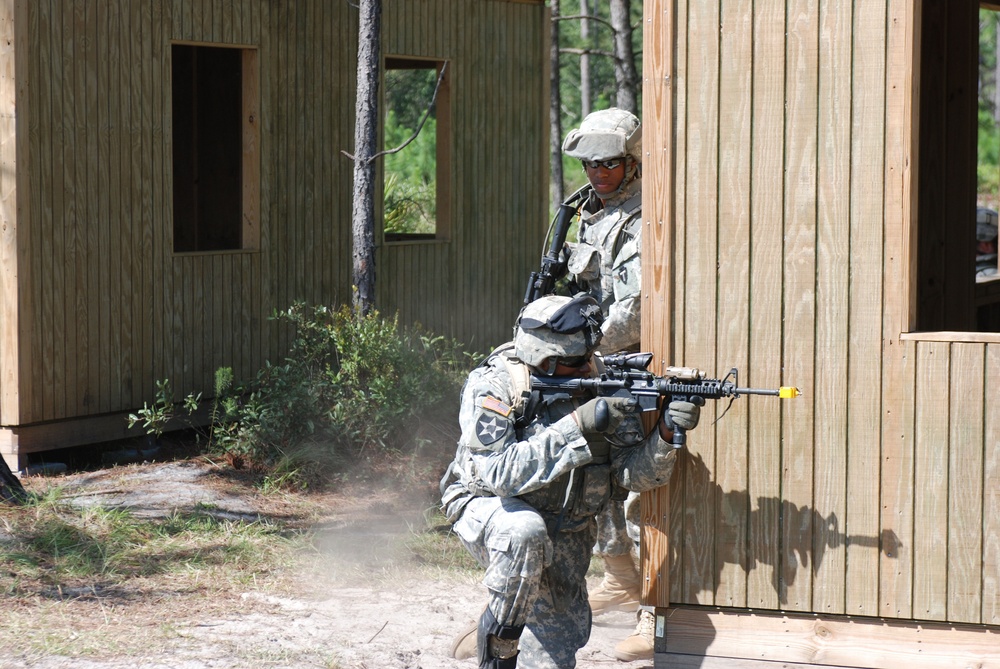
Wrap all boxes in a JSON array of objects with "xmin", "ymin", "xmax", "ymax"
[{"xmin": 475, "ymin": 411, "xmax": 510, "ymax": 446}]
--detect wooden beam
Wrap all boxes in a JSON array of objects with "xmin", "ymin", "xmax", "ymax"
[
  {"xmin": 640, "ymin": 0, "xmax": 676, "ymax": 609},
  {"xmin": 654, "ymin": 606, "xmax": 1000, "ymax": 669},
  {"xmin": 0, "ymin": 404, "xmax": 213, "ymax": 471}
]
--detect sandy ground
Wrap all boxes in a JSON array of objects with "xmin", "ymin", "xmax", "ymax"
[{"xmin": 5, "ymin": 457, "xmax": 651, "ymax": 669}]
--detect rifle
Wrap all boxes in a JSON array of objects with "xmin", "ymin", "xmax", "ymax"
[
  {"xmin": 528, "ymin": 352, "xmax": 800, "ymax": 449},
  {"xmin": 523, "ymin": 185, "xmax": 594, "ymax": 305}
]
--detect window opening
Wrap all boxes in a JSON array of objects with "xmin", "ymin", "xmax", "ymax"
[
  {"xmin": 383, "ymin": 58, "xmax": 450, "ymax": 242},
  {"xmin": 172, "ymin": 44, "xmax": 259, "ymax": 253}
]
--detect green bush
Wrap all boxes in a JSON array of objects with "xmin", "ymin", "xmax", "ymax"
[{"xmin": 201, "ymin": 303, "xmax": 476, "ymax": 487}]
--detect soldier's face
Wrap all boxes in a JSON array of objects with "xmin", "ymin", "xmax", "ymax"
[{"xmin": 583, "ymin": 159, "xmax": 626, "ymax": 199}]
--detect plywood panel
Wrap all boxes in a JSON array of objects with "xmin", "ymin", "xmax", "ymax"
[
  {"xmin": 780, "ymin": 0, "xmax": 818, "ymax": 613},
  {"xmin": 639, "ymin": 0, "xmax": 673, "ymax": 357},
  {"xmin": 746, "ymin": 0, "xmax": 785, "ymax": 612},
  {"xmin": 912, "ymin": 341, "xmax": 949, "ymax": 620},
  {"xmin": 678, "ymin": 0, "xmax": 719, "ymax": 605},
  {"xmin": 83, "ymin": 2, "xmax": 103, "ymax": 413},
  {"xmin": 879, "ymin": 0, "xmax": 917, "ymax": 623},
  {"xmin": 845, "ymin": 0, "xmax": 887, "ymax": 618},
  {"xmin": 713, "ymin": 0, "xmax": 752, "ymax": 610},
  {"xmin": 946, "ymin": 342, "xmax": 984, "ymax": 623},
  {"xmin": 659, "ymin": 606, "xmax": 1000, "ymax": 669},
  {"xmin": 811, "ymin": 0, "xmax": 852, "ymax": 616},
  {"xmin": 984, "ymin": 344, "xmax": 1000, "ymax": 625},
  {"xmin": 639, "ymin": 0, "xmax": 675, "ymax": 608},
  {"xmin": 0, "ymin": 0, "xmax": 23, "ymax": 424},
  {"xmin": 147, "ymin": 0, "xmax": 161, "ymax": 391},
  {"xmin": 58, "ymin": 1, "xmax": 75, "ymax": 418}
]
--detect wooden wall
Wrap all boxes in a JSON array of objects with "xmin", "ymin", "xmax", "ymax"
[
  {"xmin": 378, "ymin": 0, "xmax": 548, "ymax": 352},
  {"xmin": 642, "ymin": 0, "xmax": 999, "ymax": 632},
  {"xmin": 0, "ymin": 0, "xmax": 546, "ymax": 438}
]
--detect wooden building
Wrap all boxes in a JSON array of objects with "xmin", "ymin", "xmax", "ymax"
[
  {"xmin": 0, "ymin": 0, "xmax": 548, "ymax": 470},
  {"xmin": 639, "ymin": 0, "xmax": 999, "ymax": 667}
]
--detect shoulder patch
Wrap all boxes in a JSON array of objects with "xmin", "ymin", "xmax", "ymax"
[
  {"xmin": 482, "ymin": 395, "xmax": 512, "ymax": 417},
  {"xmin": 475, "ymin": 411, "xmax": 510, "ymax": 445}
]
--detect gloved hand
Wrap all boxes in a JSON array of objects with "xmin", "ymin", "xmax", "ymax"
[
  {"xmin": 550, "ymin": 244, "xmax": 571, "ymax": 280},
  {"xmin": 662, "ymin": 400, "xmax": 701, "ymax": 432},
  {"xmin": 576, "ymin": 396, "xmax": 638, "ymax": 435}
]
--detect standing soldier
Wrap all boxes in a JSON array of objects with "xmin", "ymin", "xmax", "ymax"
[
  {"xmin": 562, "ymin": 107, "xmax": 643, "ymax": 356},
  {"xmin": 562, "ymin": 108, "xmax": 653, "ymax": 661}
]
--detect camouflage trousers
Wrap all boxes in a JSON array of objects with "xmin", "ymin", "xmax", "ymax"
[
  {"xmin": 454, "ymin": 495, "xmax": 597, "ymax": 669},
  {"xmin": 593, "ymin": 491, "xmax": 640, "ymax": 558}
]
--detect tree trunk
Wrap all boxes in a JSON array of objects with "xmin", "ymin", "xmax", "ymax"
[
  {"xmin": 610, "ymin": 0, "xmax": 638, "ymax": 114},
  {"xmin": 351, "ymin": 0, "xmax": 381, "ymax": 316},
  {"xmin": 579, "ymin": 0, "xmax": 592, "ymax": 119},
  {"xmin": 1, "ymin": 458, "xmax": 28, "ymax": 505},
  {"xmin": 994, "ymin": 15, "xmax": 1000, "ymax": 123},
  {"xmin": 550, "ymin": 0, "xmax": 565, "ymax": 208}
]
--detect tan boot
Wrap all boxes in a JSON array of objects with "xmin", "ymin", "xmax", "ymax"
[
  {"xmin": 588, "ymin": 553, "xmax": 641, "ymax": 615},
  {"xmin": 449, "ymin": 619, "xmax": 479, "ymax": 660},
  {"xmin": 613, "ymin": 609, "xmax": 655, "ymax": 662}
]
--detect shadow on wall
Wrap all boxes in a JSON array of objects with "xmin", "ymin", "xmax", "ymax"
[{"xmin": 671, "ymin": 451, "xmax": 901, "ymax": 607}]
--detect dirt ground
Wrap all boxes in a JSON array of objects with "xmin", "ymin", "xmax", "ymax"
[{"xmin": 5, "ymin": 444, "xmax": 651, "ymax": 669}]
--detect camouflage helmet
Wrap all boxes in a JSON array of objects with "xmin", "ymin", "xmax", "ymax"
[
  {"xmin": 561, "ymin": 108, "xmax": 642, "ymax": 163},
  {"xmin": 514, "ymin": 294, "xmax": 604, "ymax": 373}
]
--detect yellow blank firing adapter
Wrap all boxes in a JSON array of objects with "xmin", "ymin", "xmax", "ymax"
[{"xmin": 779, "ymin": 386, "xmax": 800, "ymax": 399}]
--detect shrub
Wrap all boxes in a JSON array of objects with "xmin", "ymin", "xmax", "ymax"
[{"xmin": 202, "ymin": 303, "xmax": 477, "ymax": 487}]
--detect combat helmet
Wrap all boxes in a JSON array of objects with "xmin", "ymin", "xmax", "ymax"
[
  {"xmin": 561, "ymin": 108, "xmax": 642, "ymax": 164},
  {"xmin": 514, "ymin": 294, "xmax": 604, "ymax": 375}
]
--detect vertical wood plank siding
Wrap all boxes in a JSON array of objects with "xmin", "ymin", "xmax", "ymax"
[
  {"xmin": 645, "ymin": 0, "xmax": 999, "ymax": 626},
  {"xmin": 8, "ymin": 0, "xmax": 544, "ymax": 426},
  {"xmin": 379, "ymin": 1, "xmax": 547, "ymax": 354}
]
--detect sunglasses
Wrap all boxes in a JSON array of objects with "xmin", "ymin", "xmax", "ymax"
[
  {"xmin": 581, "ymin": 158, "xmax": 623, "ymax": 171},
  {"xmin": 556, "ymin": 355, "xmax": 590, "ymax": 369}
]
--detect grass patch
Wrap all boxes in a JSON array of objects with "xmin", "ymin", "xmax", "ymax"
[{"xmin": 1, "ymin": 493, "xmax": 309, "ymax": 600}]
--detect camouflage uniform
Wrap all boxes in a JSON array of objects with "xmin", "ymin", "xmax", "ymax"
[
  {"xmin": 567, "ymin": 180, "xmax": 642, "ymax": 357},
  {"xmin": 441, "ymin": 345, "xmax": 677, "ymax": 669},
  {"xmin": 563, "ymin": 109, "xmax": 644, "ymax": 563},
  {"xmin": 562, "ymin": 107, "xmax": 643, "ymax": 357}
]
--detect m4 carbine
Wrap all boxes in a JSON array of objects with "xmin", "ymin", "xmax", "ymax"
[
  {"xmin": 523, "ymin": 185, "xmax": 594, "ymax": 305},
  {"xmin": 528, "ymin": 352, "xmax": 800, "ymax": 448}
]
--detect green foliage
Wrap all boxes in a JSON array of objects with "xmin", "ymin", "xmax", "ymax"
[
  {"xmin": 979, "ymin": 108, "xmax": 1000, "ymax": 200},
  {"xmin": 981, "ymin": 9, "xmax": 1000, "ymax": 204},
  {"xmin": 127, "ymin": 379, "xmax": 202, "ymax": 439},
  {"xmin": 552, "ymin": 2, "xmax": 643, "ymax": 215},
  {"xmin": 384, "ymin": 68, "xmax": 438, "ymax": 235},
  {"xmin": 129, "ymin": 304, "xmax": 478, "ymax": 489},
  {"xmin": 385, "ymin": 65, "xmax": 438, "ymax": 129}
]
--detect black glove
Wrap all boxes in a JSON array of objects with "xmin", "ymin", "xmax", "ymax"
[
  {"xmin": 550, "ymin": 245, "xmax": 571, "ymax": 281},
  {"xmin": 576, "ymin": 396, "xmax": 638, "ymax": 435},
  {"xmin": 661, "ymin": 400, "xmax": 701, "ymax": 432}
]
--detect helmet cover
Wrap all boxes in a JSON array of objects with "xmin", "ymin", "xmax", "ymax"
[
  {"xmin": 514, "ymin": 294, "xmax": 604, "ymax": 371},
  {"xmin": 561, "ymin": 108, "xmax": 642, "ymax": 163}
]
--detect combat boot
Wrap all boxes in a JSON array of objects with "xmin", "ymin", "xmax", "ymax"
[
  {"xmin": 588, "ymin": 553, "xmax": 641, "ymax": 615},
  {"xmin": 613, "ymin": 609, "xmax": 655, "ymax": 662},
  {"xmin": 449, "ymin": 618, "xmax": 478, "ymax": 661}
]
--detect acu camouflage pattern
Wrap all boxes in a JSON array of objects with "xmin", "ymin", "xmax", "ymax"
[
  {"xmin": 563, "ymin": 108, "xmax": 645, "ymax": 562},
  {"xmin": 441, "ymin": 350, "xmax": 676, "ymax": 668},
  {"xmin": 561, "ymin": 107, "xmax": 642, "ymax": 163},
  {"xmin": 513, "ymin": 296, "xmax": 595, "ymax": 369},
  {"xmin": 567, "ymin": 177, "xmax": 643, "ymax": 356}
]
